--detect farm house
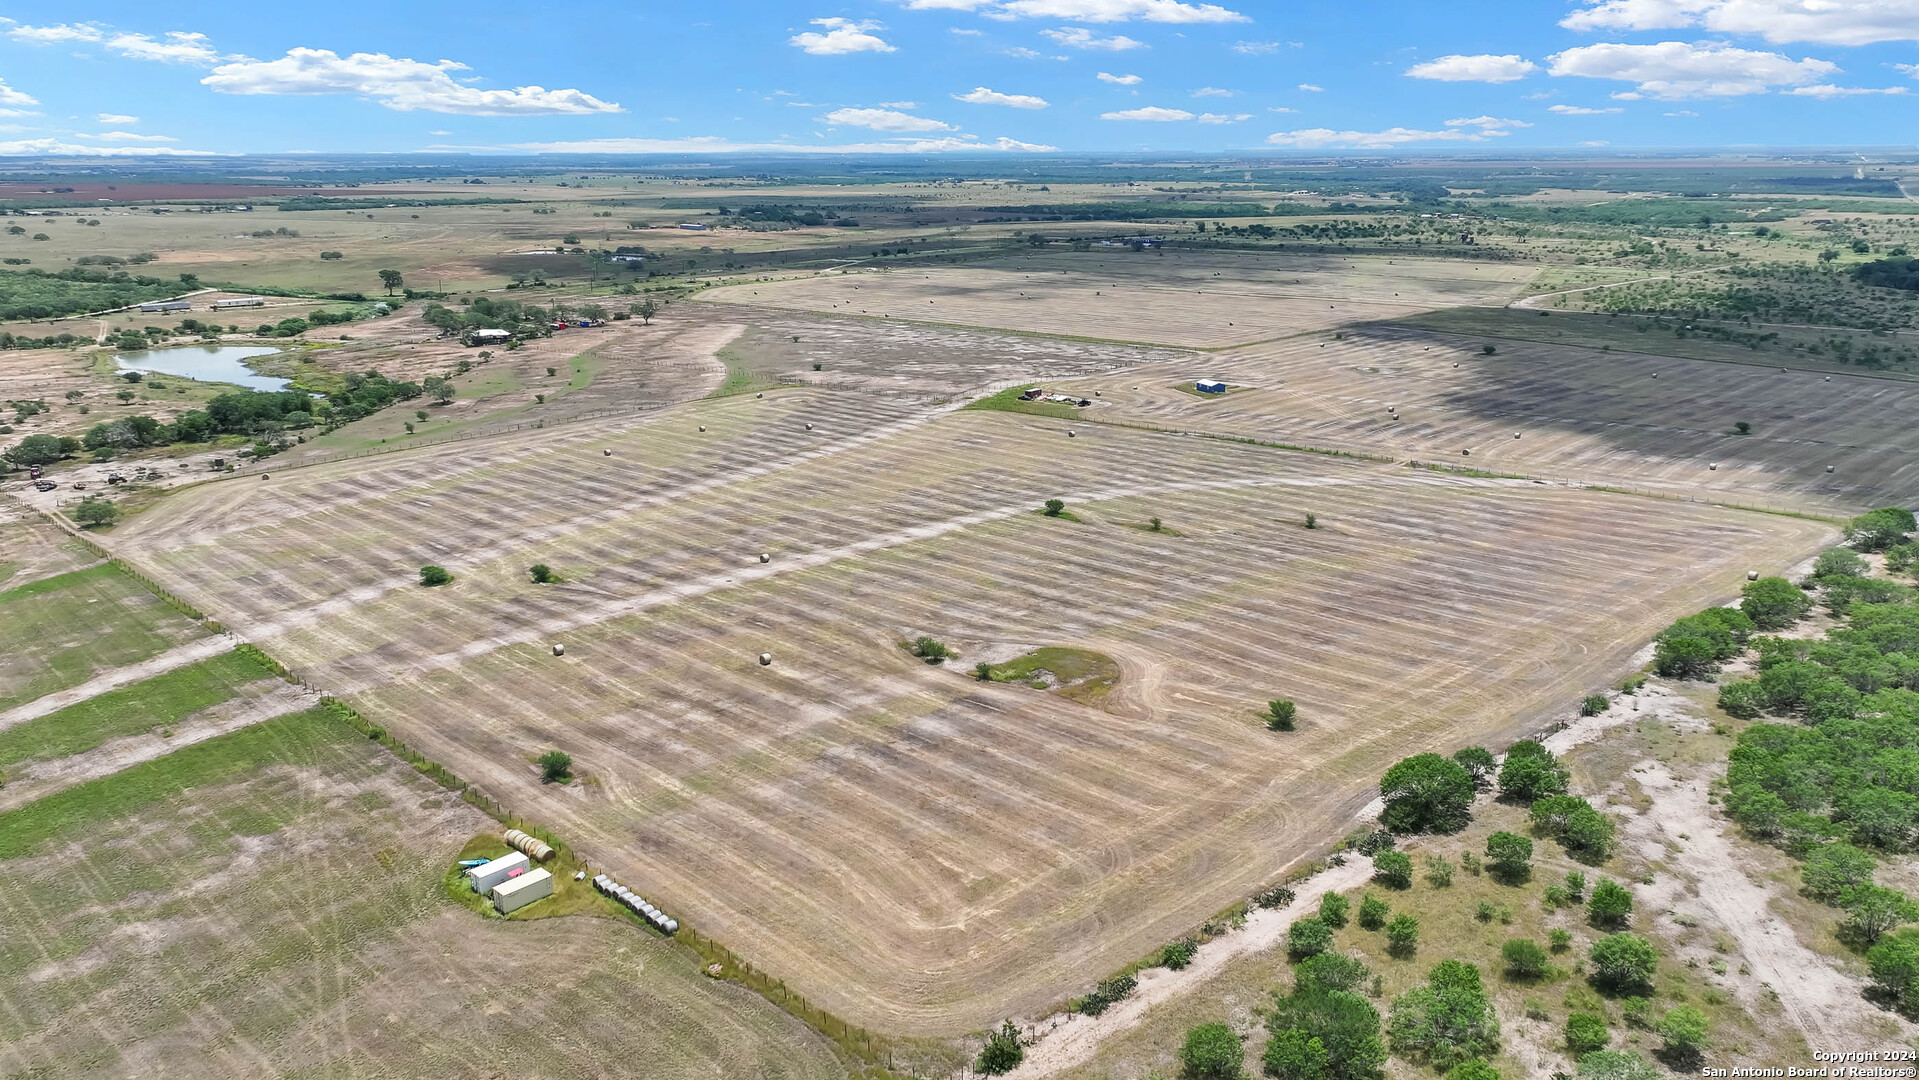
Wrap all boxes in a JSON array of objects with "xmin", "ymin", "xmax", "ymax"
[{"xmin": 213, "ymin": 296, "xmax": 266, "ymax": 309}]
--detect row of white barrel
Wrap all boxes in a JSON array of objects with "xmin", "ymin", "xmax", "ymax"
[{"xmin": 594, "ymin": 874, "xmax": 679, "ymax": 934}]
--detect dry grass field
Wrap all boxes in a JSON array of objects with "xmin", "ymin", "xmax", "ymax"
[
  {"xmin": 698, "ymin": 250, "xmax": 1539, "ymax": 348},
  {"xmin": 105, "ymin": 392, "xmax": 1832, "ymax": 1033}
]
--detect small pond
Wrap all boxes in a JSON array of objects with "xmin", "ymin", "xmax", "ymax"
[{"xmin": 115, "ymin": 345, "xmax": 289, "ymax": 392}]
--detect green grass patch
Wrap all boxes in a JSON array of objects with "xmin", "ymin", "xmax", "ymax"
[
  {"xmin": 0, "ymin": 707, "xmax": 337, "ymax": 861},
  {"xmin": 0, "ymin": 562, "xmax": 206, "ymax": 711},
  {"xmin": 709, "ymin": 342, "xmax": 784, "ymax": 398},
  {"xmin": 965, "ymin": 385, "xmax": 1087, "ymax": 420},
  {"xmin": 0, "ymin": 562, "xmax": 114, "ymax": 603},
  {"xmin": 0, "ymin": 648, "xmax": 278, "ymax": 771},
  {"xmin": 979, "ymin": 646, "xmax": 1120, "ymax": 705}
]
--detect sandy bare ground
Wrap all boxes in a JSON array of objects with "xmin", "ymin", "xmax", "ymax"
[
  {"xmin": 0, "ymin": 634, "xmax": 231, "ymax": 734},
  {"xmin": 0, "ymin": 682, "xmax": 317, "ymax": 812}
]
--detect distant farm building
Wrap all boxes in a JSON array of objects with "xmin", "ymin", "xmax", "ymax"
[
  {"xmin": 469, "ymin": 328, "xmax": 512, "ymax": 344},
  {"xmin": 138, "ymin": 300, "xmax": 191, "ymax": 313},
  {"xmin": 213, "ymin": 296, "xmax": 265, "ymax": 309},
  {"xmin": 610, "ymin": 254, "xmax": 645, "ymax": 263},
  {"xmin": 1196, "ymin": 379, "xmax": 1227, "ymax": 394},
  {"xmin": 492, "ymin": 868, "xmax": 554, "ymax": 913},
  {"xmin": 677, "ymin": 223, "xmax": 709, "ymax": 231}
]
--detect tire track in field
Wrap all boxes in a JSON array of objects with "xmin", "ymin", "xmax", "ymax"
[
  {"xmin": 0, "ymin": 635, "xmax": 234, "ymax": 734},
  {"xmin": 318, "ymin": 468, "xmax": 1475, "ymax": 692}
]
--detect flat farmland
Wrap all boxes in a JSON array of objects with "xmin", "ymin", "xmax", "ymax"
[
  {"xmin": 698, "ymin": 250, "xmax": 1538, "ymax": 348},
  {"xmin": 0, "ymin": 552, "xmax": 210, "ymax": 712},
  {"xmin": 106, "ymin": 401, "xmax": 1831, "ymax": 1033},
  {"xmin": 1033, "ymin": 327, "xmax": 1919, "ymax": 515}
]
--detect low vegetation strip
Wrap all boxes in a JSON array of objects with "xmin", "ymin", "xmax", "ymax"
[{"xmin": 0, "ymin": 648, "xmax": 277, "ymax": 770}]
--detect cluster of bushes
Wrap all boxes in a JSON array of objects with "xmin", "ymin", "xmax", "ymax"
[
  {"xmin": 0, "ymin": 266, "xmax": 182, "ymax": 320},
  {"xmin": 253, "ymin": 317, "xmax": 314, "ymax": 338},
  {"xmin": 1074, "ymin": 973, "xmax": 1137, "ymax": 1016},
  {"xmin": 1651, "ymin": 605, "xmax": 1754, "ymax": 680}
]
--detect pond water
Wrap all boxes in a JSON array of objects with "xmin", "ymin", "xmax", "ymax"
[{"xmin": 115, "ymin": 345, "xmax": 289, "ymax": 392}]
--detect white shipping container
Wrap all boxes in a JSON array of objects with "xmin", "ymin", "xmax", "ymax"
[
  {"xmin": 492, "ymin": 868, "xmax": 554, "ymax": 913},
  {"xmin": 465, "ymin": 851, "xmax": 530, "ymax": 894}
]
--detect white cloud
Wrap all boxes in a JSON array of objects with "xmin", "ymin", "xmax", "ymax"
[
  {"xmin": 1101, "ymin": 105, "xmax": 1194, "ymax": 119},
  {"xmin": 1003, "ymin": 45, "xmax": 1044, "ymax": 57},
  {"xmin": 1548, "ymin": 103, "xmax": 1626, "ymax": 113},
  {"xmin": 202, "ymin": 49, "xmax": 623, "ymax": 115},
  {"xmin": 790, "ymin": 18, "xmax": 896, "ymax": 55},
  {"xmin": 1560, "ymin": 0, "xmax": 1919, "ymax": 45},
  {"xmin": 1191, "ymin": 85, "xmax": 1236, "ymax": 96},
  {"xmin": 1405, "ymin": 54, "xmax": 1538, "ymax": 82},
  {"xmin": 1266, "ymin": 126, "xmax": 1511, "ymax": 148},
  {"xmin": 824, "ymin": 107, "xmax": 957, "ymax": 130},
  {"xmin": 1784, "ymin": 83, "xmax": 1908, "ymax": 96},
  {"xmin": 499, "ymin": 133, "xmax": 1054, "ymax": 153},
  {"xmin": 991, "ymin": 135, "xmax": 1059, "ymax": 149},
  {"xmin": 954, "ymin": 86, "xmax": 1050, "ymax": 107},
  {"xmin": 948, "ymin": 26, "xmax": 986, "ymax": 35},
  {"xmin": 1267, "ymin": 105, "xmax": 1297, "ymax": 112},
  {"xmin": 1097, "ymin": 71, "xmax": 1143, "ymax": 83},
  {"xmin": 878, "ymin": 100, "xmax": 919, "ymax": 108},
  {"xmin": 0, "ymin": 78, "xmax": 40, "ymax": 109},
  {"xmin": 107, "ymin": 31, "xmax": 221, "ymax": 64},
  {"xmin": 1664, "ymin": 108, "xmax": 1699, "ymax": 115},
  {"xmin": 1197, "ymin": 111, "xmax": 1253, "ymax": 123},
  {"xmin": 1446, "ymin": 115, "xmax": 1532, "ymax": 128},
  {"xmin": 1547, "ymin": 41, "xmax": 1837, "ymax": 98},
  {"xmin": 0, "ymin": 137, "xmax": 216, "ymax": 156},
  {"xmin": 1041, "ymin": 26, "xmax": 1146, "ymax": 48},
  {"xmin": 1581, "ymin": 139, "xmax": 1611, "ymax": 145},
  {"xmin": 993, "ymin": 0, "xmax": 1247, "ymax": 22},
  {"xmin": 74, "ymin": 130, "xmax": 177, "ymax": 142},
  {"xmin": 97, "ymin": 112, "xmax": 138, "ymax": 124},
  {"xmin": 1297, "ymin": 82, "xmax": 1323, "ymax": 91},
  {"xmin": 428, "ymin": 128, "xmax": 453, "ymax": 135},
  {"xmin": 1232, "ymin": 40, "xmax": 1292, "ymax": 54},
  {"xmin": 7, "ymin": 23, "xmax": 103, "ymax": 44}
]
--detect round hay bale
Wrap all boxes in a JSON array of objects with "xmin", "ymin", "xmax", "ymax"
[
  {"xmin": 698, "ymin": 425, "xmax": 706, "ymax": 432},
  {"xmin": 758, "ymin": 552, "xmax": 770, "ymax": 564},
  {"xmin": 603, "ymin": 449, "xmax": 612, "ymax": 456},
  {"xmin": 1747, "ymin": 570, "xmax": 1760, "ymax": 581},
  {"xmin": 1452, "ymin": 362, "xmax": 1459, "ymax": 368},
  {"xmin": 1824, "ymin": 376, "xmax": 1832, "ymax": 382},
  {"xmin": 552, "ymin": 643, "xmax": 565, "ymax": 657},
  {"xmin": 1513, "ymin": 432, "xmax": 1521, "ymax": 439},
  {"xmin": 805, "ymin": 423, "xmax": 813, "ymax": 430},
  {"xmin": 1708, "ymin": 462, "xmax": 1718, "ymax": 471},
  {"xmin": 1652, "ymin": 373, "xmax": 1659, "ymax": 379},
  {"xmin": 1068, "ymin": 430, "xmax": 1077, "ymax": 438},
  {"xmin": 1461, "ymin": 448, "xmax": 1471, "ymax": 456},
  {"xmin": 1827, "ymin": 464, "xmax": 1836, "ymax": 473},
  {"xmin": 756, "ymin": 392, "xmax": 763, "ymax": 398},
  {"xmin": 759, "ymin": 653, "xmax": 772, "ymax": 666}
]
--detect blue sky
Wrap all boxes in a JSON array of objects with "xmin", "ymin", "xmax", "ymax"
[{"xmin": 0, "ymin": 0, "xmax": 1913, "ymax": 156}]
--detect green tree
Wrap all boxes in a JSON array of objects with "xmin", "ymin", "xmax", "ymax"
[
  {"xmin": 1267, "ymin": 986, "xmax": 1384, "ymax": 1080},
  {"xmin": 1385, "ymin": 914, "xmax": 1419, "ymax": 957},
  {"xmin": 1497, "ymin": 741, "xmax": 1569, "ymax": 803},
  {"xmin": 1587, "ymin": 879, "xmax": 1633, "ymax": 929},
  {"xmin": 976, "ymin": 1020, "xmax": 1024, "ymax": 1075},
  {"xmin": 378, "ymin": 268, "xmax": 404, "ymax": 295},
  {"xmin": 1378, "ymin": 753, "xmax": 1476, "ymax": 833},
  {"xmin": 911, "ymin": 636, "xmax": 952, "ymax": 663},
  {"xmin": 1161, "ymin": 938, "xmax": 1199, "ymax": 970},
  {"xmin": 1425, "ymin": 854, "xmax": 1455, "ymax": 888},
  {"xmin": 1565, "ymin": 1013, "xmax": 1609, "ymax": 1057},
  {"xmin": 2, "ymin": 433, "xmax": 69, "ymax": 467},
  {"xmin": 1179, "ymin": 1022, "xmax": 1243, "ymax": 1079},
  {"xmin": 1575, "ymin": 1050, "xmax": 1661, "ymax": 1080},
  {"xmin": 1501, "ymin": 938, "xmax": 1550, "ymax": 979},
  {"xmin": 1446, "ymin": 1062, "xmax": 1499, "ymax": 1080},
  {"xmin": 529, "ymin": 564, "xmax": 556, "ymax": 584},
  {"xmin": 1814, "ymin": 546, "xmax": 1869, "ymax": 580},
  {"xmin": 1041, "ymin": 498, "xmax": 1066, "ymax": 517},
  {"xmin": 71, "ymin": 497, "xmax": 119, "ymax": 528},
  {"xmin": 1802, "ymin": 842, "xmax": 1876, "ymax": 903},
  {"xmin": 1318, "ymin": 892, "xmax": 1349, "ymax": 929},
  {"xmin": 1288, "ymin": 916, "xmax": 1333, "ymax": 960},
  {"xmin": 1357, "ymin": 893, "xmax": 1389, "ymax": 931},
  {"xmin": 634, "ymin": 298, "xmax": 660, "ymax": 324},
  {"xmin": 974, "ymin": 660, "xmax": 994, "ymax": 681},
  {"xmin": 1371, "ymin": 850, "xmax": 1413, "ymax": 890},
  {"xmin": 1452, "ymin": 746, "xmax": 1496, "ymax": 788},
  {"xmin": 1294, "ymin": 953, "xmax": 1369, "ymax": 995},
  {"xmin": 419, "ymin": 565, "xmax": 452, "ymax": 586},
  {"xmin": 423, "ymin": 375, "xmax": 454, "ymax": 404},
  {"xmin": 1386, "ymin": 960, "xmax": 1499, "ymax": 1069},
  {"xmin": 1654, "ymin": 1006, "xmax": 1708, "ymax": 1065},
  {"xmin": 1268, "ymin": 699, "xmax": 1297, "ymax": 731},
  {"xmin": 1740, "ymin": 576, "xmax": 1811, "ymax": 629},
  {"xmin": 1261, "ymin": 1028, "xmax": 1328, "ymax": 1080},
  {"xmin": 537, "ymin": 749, "xmax": 572, "ymax": 782},
  {"xmin": 1846, "ymin": 507, "xmax": 1917, "ymax": 552},
  {"xmin": 1588, "ymin": 934, "xmax": 1658, "ymax": 995},
  {"xmin": 1840, "ymin": 884, "xmax": 1919, "ymax": 945},
  {"xmin": 1868, "ymin": 928, "xmax": 1919, "ymax": 1013},
  {"xmin": 1484, "ymin": 832, "xmax": 1533, "ymax": 883},
  {"xmin": 1531, "ymin": 796, "xmax": 1616, "ymax": 864}
]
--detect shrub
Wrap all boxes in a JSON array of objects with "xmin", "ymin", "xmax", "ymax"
[
  {"xmin": 1425, "ymin": 854, "xmax": 1454, "ymax": 888},
  {"xmin": 1576, "ymin": 1050, "xmax": 1661, "ymax": 1080},
  {"xmin": 1549, "ymin": 928, "xmax": 1573, "ymax": 952},
  {"xmin": 1267, "ymin": 699, "xmax": 1297, "ymax": 731},
  {"xmin": 1351, "ymin": 829, "xmax": 1395, "ymax": 856},
  {"xmin": 1042, "ymin": 498, "xmax": 1065, "ymax": 517},
  {"xmin": 1452, "ymin": 746, "xmax": 1496, "ymax": 787},
  {"xmin": 1531, "ymin": 795, "xmax": 1616, "ymax": 864},
  {"xmin": 1385, "ymin": 914, "xmax": 1419, "ymax": 957},
  {"xmin": 1261, "ymin": 1028, "xmax": 1328, "ymax": 1080},
  {"xmin": 1266, "ymin": 986, "xmax": 1384, "ymax": 1080},
  {"xmin": 910, "ymin": 636, "xmax": 951, "ymax": 663},
  {"xmin": 1294, "ymin": 952, "xmax": 1369, "ymax": 995},
  {"xmin": 975, "ymin": 1020, "xmax": 1024, "ymax": 1075},
  {"xmin": 1579, "ymin": 694, "xmax": 1609, "ymax": 716},
  {"xmin": 1447, "ymin": 1062, "xmax": 1500, "ymax": 1080},
  {"xmin": 72, "ymin": 496, "xmax": 119, "ymax": 528},
  {"xmin": 1379, "ymin": 753, "xmax": 1476, "ymax": 833},
  {"xmin": 1481, "ymin": 344, "xmax": 1496, "ymax": 355},
  {"xmin": 1288, "ymin": 917, "xmax": 1333, "ymax": 960},
  {"xmin": 1372, "ymin": 850, "xmax": 1414, "ymax": 890},
  {"xmin": 1802, "ymin": 842, "xmax": 1876, "ymax": 903},
  {"xmin": 1588, "ymin": 879, "xmax": 1633, "ymax": 928},
  {"xmin": 1077, "ymin": 973, "xmax": 1137, "ymax": 1015},
  {"xmin": 1319, "ymin": 892, "xmax": 1350, "ymax": 929},
  {"xmin": 528, "ymin": 563, "xmax": 556, "ymax": 583},
  {"xmin": 1868, "ymin": 928, "xmax": 1919, "ymax": 1014},
  {"xmin": 1565, "ymin": 871, "xmax": 1586, "ymax": 900},
  {"xmin": 1502, "ymin": 938, "xmax": 1550, "ymax": 979},
  {"xmin": 1161, "ymin": 937, "xmax": 1199, "ymax": 970},
  {"xmin": 1716, "ymin": 680, "xmax": 1767, "ymax": 718},
  {"xmin": 1179, "ymin": 1022, "xmax": 1243, "ymax": 1079},
  {"xmin": 1654, "ymin": 1005, "xmax": 1708, "ymax": 1065},
  {"xmin": 1497, "ymin": 741, "xmax": 1570, "ymax": 804},
  {"xmin": 1620, "ymin": 996, "xmax": 1651, "ymax": 1029},
  {"xmin": 537, "ymin": 749, "xmax": 572, "ymax": 782},
  {"xmin": 1358, "ymin": 893, "xmax": 1389, "ymax": 931},
  {"xmin": 419, "ymin": 565, "xmax": 452, "ymax": 586},
  {"xmin": 1846, "ymin": 507, "xmax": 1917, "ymax": 552},
  {"xmin": 974, "ymin": 660, "xmax": 994, "ymax": 681},
  {"xmin": 1566, "ymin": 1012, "xmax": 1609, "ymax": 1057},
  {"xmin": 1840, "ymin": 884, "xmax": 1919, "ymax": 945},
  {"xmin": 1386, "ymin": 959, "xmax": 1497, "ymax": 1068},
  {"xmin": 1484, "ymin": 832, "xmax": 1533, "ymax": 882},
  {"xmin": 1588, "ymin": 933, "xmax": 1658, "ymax": 995},
  {"xmin": 1473, "ymin": 900, "xmax": 1496, "ymax": 922}
]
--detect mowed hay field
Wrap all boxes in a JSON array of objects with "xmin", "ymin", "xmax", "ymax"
[
  {"xmin": 0, "ymin": 705, "xmax": 851, "ymax": 1080},
  {"xmin": 1036, "ymin": 326, "xmax": 1919, "ymax": 515},
  {"xmin": 697, "ymin": 250, "xmax": 1538, "ymax": 348},
  {"xmin": 106, "ymin": 394, "xmax": 1832, "ymax": 1033}
]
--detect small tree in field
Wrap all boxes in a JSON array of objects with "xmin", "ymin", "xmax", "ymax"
[
  {"xmin": 73, "ymin": 497, "xmax": 119, "ymax": 528},
  {"xmin": 1379, "ymin": 753, "xmax": 1476, "ymax": 833},
  {"xmin": 1452, "ymin": 746, "xmax": 1496, "ymax": 788},
  {"xmin": 1358, "ymin": 893, "xmax": 1390, "ymax": 931},
  {"xmin": 1267, "ymin": 699, "xmax": 1297, "ymax": 731},
  {"xmin": 1288, "ymin": 916, "xmax": 1333, "ymax": 960},
  {"xmin": 1386, "ymin": 914, "xmax": 1420, "ymax": 957},
  {"xmin": 529, "ymin": 564, "xmax": 557, "ymax": 584},
  {"xmin": 1179, "ymin": 1022, "xmax": 1243, "ymax": 1080},
  {"xmin": 419, "ymin": 565, "xmax": 452, "ymax": 586},
  {"xmin": 378, "ymin": 268, "xmax": 404, "ymax": 295},
  {"xmin": 911, "ymin": 636, "xmax": 952, "ymax": 663},
  {"xmin": 1372, "ymin": 850, "xmax": 1414, "ymax": 890},
  {"xmin": 1043, "ymin": 498, "xmax": 1066, "ymax": 517},
  {"xmin": 1588, "ymin": 879, "xmax": 1633, "ymax": 929},
  {"xmin": 1502, "ymin": 938, "xmax": 1550, "ymax": 979},
  {"xmin": 1654, "ymin": 1006, "xmax": 1708, "ymax": 1066},
  {"xmin": 975, "ymin": 1020, "xmax": 1023, "ymax": 1075},
  {"xmin": 1566, "ymin": 1013, "xmax": 1610, "ymax": 1057},
  {"xmin": 538, "ymin": 749, "xmax": 572, "ymax": 782},
  {"xmin": 1319, "ymin": 891, "xmax": 1349, "ymax": 929},
  {"xmin": 1589, "ymin": 934, "xmax": 1658, "ymax": 995},
  {"xmin": 633, "ymin": 298, "xmax": 660, "ymax": 324},
  {"xmin": 1484, "ymin": 832, "xmax": 1533, "ymax": 883}
]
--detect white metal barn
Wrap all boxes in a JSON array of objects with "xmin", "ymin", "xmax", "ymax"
[
  {"xmin": 213, "ymin": 296, "xmax": 266, "ymax": 309},
  {"xmin": 465, "ymin": 851, "xmax": 530, "ymax": 894},
  {"xmin": 492, "ymin": 868, "xmax": 554, "ymax": 913}
]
